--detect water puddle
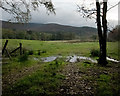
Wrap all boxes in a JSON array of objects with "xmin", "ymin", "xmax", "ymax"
[
  {"xmin": 66, "ymin": 55, "xmax": 97, "ymax": 63},
  {"xmin": 66, "ymin": 56, "xmax": 120, "ymax": 63},
  {"xmin": 107, "ymin": 57, "xmax": 120, "ymax": 63},
  {"xmin": 41, "ymin": 56, "xmax": 58, "ymax": 62},
  {"xmin": 33, "ymin": 57, "xmax": 39, "ymax": 61},
  {"xmin": 41, "ymin": 55, "xmax": 97, "ymax": 63},
  {"xmin": 36, "ymin": 55, "xmax": 119, "ymax": 63}
]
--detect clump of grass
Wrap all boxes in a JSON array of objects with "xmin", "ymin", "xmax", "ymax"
[
  {"xmin": 83, "ymin": 61, "xmax": 94, "ymax": 67},
  {"xmin": 28, "ymin": 50, "xmax": 34, "ymax": 55},
  {"xmin": 42, "ymin": 50, "xmax": 46, "ymax": 53},
  {"xmin": 96, "ymin": 74, "xmax": 113, "ymax": 96},
  {"xmin": 3, "ymin": 58, "xmax": 65, "ymax": 95},
  {"xmin": 22, "ymin": 48, "xmax": 28, "ymax": 54},
  {"xmin": 90, "ymin": 49, "xmax": 100, "ymax": 57},
  {"xmin": 38, "ymin": 50, "xmax": 41, "ymax": 55},
  {"xmin": 18, "ymin": 53, "xmax": 29, "ymax": 62}
]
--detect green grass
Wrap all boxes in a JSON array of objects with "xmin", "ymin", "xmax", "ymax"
[
  {"xmin": 97, "ymin": 74, "xmax": 113, "ymax": 96},
  {"xmin": 2, "ymin": 39, "xmax": 119, "ymax": 59},
  {"xmin": 3, "ymin": 59, "xmax": 65, "ymax": 96},
  {"xmin": 107, "ymin": 42, "xmax": 119, "ymax": 60},
  {"xmin": 2, "ymin": 39, "xmax": 119, "ymax": 95},
  {"xmin": 2, "ymin": 56, "xmax": 38, "ymax": 75},
  {"xmin": 2, "ymin": 39, "xmax": 118, "ymax": 76},
  {"xmin": 77, "ymin": 61, "xmax": 120, "ymax": 96}
]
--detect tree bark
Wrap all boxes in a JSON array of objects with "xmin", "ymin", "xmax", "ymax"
[
  {"xmin": 101, "ymin": 1, "xmax": 108, "ymax": 65},
  {"xmin": 96, "ymin": 1, "xmax": 108, "ymax": 66},
  {"xmin": 96, "ymin": 2, "xmax": 103, "ymax": 64},
  {"xmin": 2, "ymin": 40, "xmax": 8, "ymax": 55}
]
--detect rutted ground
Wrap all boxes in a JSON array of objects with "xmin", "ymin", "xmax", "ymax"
[
  {"xmin": 58, "ymin": 61, "xmax": 120, "ymax": 95},
  {"xmin": 58, "ymin": 62, "xmax": 96, "ymax": 95},
  {"xmin": 2, "ymin": 62, "xmax": 42, "ymax": 91},
  {"xmin": 2, "ymin": 57, "xmax": 120, "ymax": 95}
]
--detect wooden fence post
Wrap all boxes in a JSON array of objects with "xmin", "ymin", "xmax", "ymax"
[
  {"xmin": 5, "ymin": 49, "xmax": 12, "ymax": 60},
  {"xmin": 10, "ymin": 47, "xmax": 20, "ymax": 55},
  {"xmin": 20, "ymin": 43, "xmax": 22, "ymax": 55},
  {"xmin": 2, "ymin": 40, "xmax": 8, "ymax": 55}
]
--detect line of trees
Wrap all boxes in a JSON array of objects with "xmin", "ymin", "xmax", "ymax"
[
  {"xmin": 2, "ymin": 29, "xmax": 76, "ymax": 40},
  {"xmin": 108, "ymin": 25, "xmax": 120, "ymax": 41}
]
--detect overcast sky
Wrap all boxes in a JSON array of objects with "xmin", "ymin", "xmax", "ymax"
[{"xmin": 1, "ymin": 0, "xmax": 119, "ymax": 28}]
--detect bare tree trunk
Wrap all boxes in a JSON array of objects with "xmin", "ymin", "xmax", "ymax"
[
  {"xmin": 101, "ymin": 1, "xmax": 108, "ymax": 65},
  {"xmin": 96, "ymin": 1, "xmax": 108, "ymax": 66},
  {"xmin": 96, "ymin": 2, "xmax": 103, "ymax": 64}
]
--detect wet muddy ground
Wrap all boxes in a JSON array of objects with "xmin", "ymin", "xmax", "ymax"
[
  {"xmin": 58, "ymin": 61, "xmax": 120, "ymax": 95},
  {"xmin": 2, "ymin": 55, "xmax": 120, "ymax": 95}
]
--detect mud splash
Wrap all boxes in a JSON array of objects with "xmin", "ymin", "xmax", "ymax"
[
  {"xmin": 107, "ymin": 57, "xmax": 120, "ymax": 63},
  {"xmin": 40, "ymin": 55, "xmax": 120, "ymax": 63},
  {"xmin": 41, "ymin": 56, "xmax": 58, "ymax": 62},
  {"xmin": 66, "ymin": 55, "xmax": 97, "ymax": 63},
  {"xmin": 41, "ymin": 55, "xmax": 97, "ymax": 63}
]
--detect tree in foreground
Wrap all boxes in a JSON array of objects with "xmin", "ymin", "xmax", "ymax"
[{"xmin": 78, "ymin": 0, "xmax": 119, "ymax": 66}]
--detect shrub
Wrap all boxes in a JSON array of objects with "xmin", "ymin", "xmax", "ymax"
[
  {"xmin": 22, "ymin": 48, "xmax": 28, "ymax": 54},
  {"xmin": 42, "ymin": 50, "xmax": 46, "ymax": 53},
  {"xmin": 38, "ymin": 50, "xmax": 41, "ymax": 55},
  {"xmin": 90, "ymin": 49, "xmax": 100, "ymax": 57},
  {"xmin": 18, "ymin": 53, "xmax": 29, "ymax": 62},
  {"xmin": 28, "ymin": 50, "xmax": 34, "ymax": 55},
  {"xmin": 97, "ymin": 74, "xmax": 112, "ymax": 96}
]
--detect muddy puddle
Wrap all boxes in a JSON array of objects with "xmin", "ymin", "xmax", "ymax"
[
  {"xmin": 40, "ymin": 55, "xmax": 120, "ymax": 63},
  {"xmin": 66, "ymin": 55, "xmax": 97, "ymax": 63},
  {"xmin": 107, "ymin": 57, "xmax": 120, "ymax": 63},
  {"xmin": 40, "ymin": 55, "xmax": 97, "ymax": 63},
  {"xmin": 41, "ymin": 56, "xmax": 58, "ymax": 62}
]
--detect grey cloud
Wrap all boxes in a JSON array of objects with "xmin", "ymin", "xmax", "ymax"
[
  {"xmin": 1, "ymin": 0, "xmax": 119, "ymax": 28},
  {"xmin": 31, "ymin": 1, "xmax": 96, "ymax": 27}
]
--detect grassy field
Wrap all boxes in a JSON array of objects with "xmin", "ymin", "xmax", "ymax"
[
  {"xmin": 2, "ymin": 39, "xmax": 120, "ymax": 96},
  {"xmin": 2, "ymin": 39, "xmax": 119, "ymax": 59}
]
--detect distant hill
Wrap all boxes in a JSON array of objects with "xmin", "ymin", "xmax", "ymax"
[
  {"xmin": 1, "ymin": 20, "xmax": 98, "ymax": 41},
  {"xmin": 2, "ymin": 21, "xmax": 97, "ymax": 36}
]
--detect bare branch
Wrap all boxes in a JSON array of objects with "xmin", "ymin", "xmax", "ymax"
[
  {"xmin": 77, "ymin": 5, "xmax": 98, "ymax": 19},
  {"xmin": 0, "ymin": 0, "xmax": 55, "ymax": 23},
  {"xmin": 107, "ymin": 2, "xmax": 120, "ymax": 12}
]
